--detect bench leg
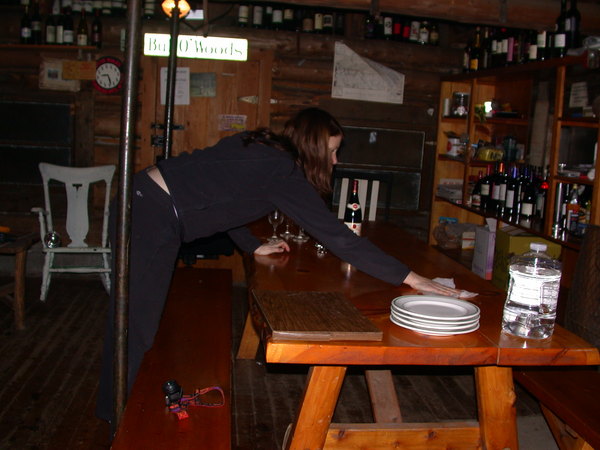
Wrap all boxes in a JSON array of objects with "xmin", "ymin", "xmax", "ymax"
[
  {"xmin": 236, "ymin": 311, "xmax": 260, "ymax": 359},
  {"xmin": 540, "ymin": 404, "xmax": 595, "ymax": 450},
  {"xmin": 475, "ymin": 366, "xmax": 518, "ymax": 450},
  {"xmin": 14, "ymin": 248, "xmax": 27, "ymax": 330}
]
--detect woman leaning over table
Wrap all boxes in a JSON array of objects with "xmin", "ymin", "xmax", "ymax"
[{"xmin": 96, "ymin": 107, "xmax": 461, "ymax": 424}]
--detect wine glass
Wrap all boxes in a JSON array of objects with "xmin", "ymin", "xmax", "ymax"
[
  {"xmin": 280, "ymin": 216, "xmax": 293, "ymax": 239},
  {"xmin": 293, "ymin": 227, "xmax": 309, "ymax": 243},
  {"xmin": 268, "ymin": 209, "xmax": 284, "ymax": 243}
]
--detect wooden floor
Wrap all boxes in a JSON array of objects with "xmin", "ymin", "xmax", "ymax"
[{"xmin": 0, "ymin": 273, "xmax": 547, "ymax": 449}]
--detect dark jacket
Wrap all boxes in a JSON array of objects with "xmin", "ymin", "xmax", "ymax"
[{"xmin": 157, "ymin": 133, "xmax": 410, "ymax": 285}]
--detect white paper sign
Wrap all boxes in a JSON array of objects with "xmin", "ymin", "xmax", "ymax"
[
  {"xmin": 160, "ymin": 67, "xmax": 190, "ymax": 105},
  {"xmin": 332, "ymin": 41, "xmax": 404, "ymax": 104},
  {"xmin": 569, "ymin": 81, "xmax": 589, "ymax": 108}
]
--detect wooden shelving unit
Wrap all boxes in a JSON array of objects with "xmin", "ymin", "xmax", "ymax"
[{"xmin": 429, "ymin": 54, "xmax": 600, "ymax": 284}]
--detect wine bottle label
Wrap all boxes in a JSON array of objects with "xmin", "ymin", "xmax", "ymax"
[
  {"xmin": 344, "ymin": 221, "xmax": 362, "ymax": 236},
  {"xmin": 63, "ymin": 30, "xmax": 74, "ymax": 43},
  {"xmin": 481, "ymin": 184, "xmax": 490, "ymax": 196},
  {"xmin": 238, "ymin": 6, "xmax": 249, "ymax": 23},
  {"xmin": 505, "ymin": 190, "xmax": 515, "ymax": 208},
  {"xmin": 528, "ymin": 44, "xmax": 538, "ymax": 60},
  {"xmin": 554, "ymin": 33, "xmax": 566, "ymax": 48},
  {"xmin": 77, "ymin": 34, "xmax": 88, "ymax": 45},
  {"xmin": 521, "ymin": 203, "xmax": 533, "ymax": 216}
]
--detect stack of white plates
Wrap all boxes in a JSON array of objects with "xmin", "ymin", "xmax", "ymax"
[{"xmin": 390, "ymin": 295, "xmax": 480, "ymax": 336}]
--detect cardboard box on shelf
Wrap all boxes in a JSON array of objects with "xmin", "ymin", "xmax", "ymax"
[
  {"xmin": 472, "ymin": 218, "xmax": 497, "ymax": 280},
  {"xmin": 491, "ymin": 226, "xmax": 562, "ymax": 291}
]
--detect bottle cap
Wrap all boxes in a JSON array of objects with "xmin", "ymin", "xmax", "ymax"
[{"xmin": 530, "ymin": 242, "xmax": 547, "ymax": 252}]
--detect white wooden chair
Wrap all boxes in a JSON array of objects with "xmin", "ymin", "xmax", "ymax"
[
  {"xmin": 31, "ymin": 163, "xmax": 115, "ymax": 301},
  {"xmin": 334, "ymin": 168, "xmax": 394, "ymax": 222}
]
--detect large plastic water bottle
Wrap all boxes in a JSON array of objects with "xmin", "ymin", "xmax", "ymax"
[{"xmin": 501, "ymin": 242, "xmax": 562, "ymax": 339}]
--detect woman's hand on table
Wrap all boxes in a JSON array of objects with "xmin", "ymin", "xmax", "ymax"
[
  {"xmin": 403, "ymin": 271, "xmax": 463, "ymax": 298},
  {"xmin": 254, "ymin": 240, "xmax": 290, "ymax": 256}
]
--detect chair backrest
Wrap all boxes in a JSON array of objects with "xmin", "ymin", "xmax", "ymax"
[
  {"xmin": 333, "ymin": 168, "xmax": 393, "ymax": 222},
  {"xmin": 39, "ymin": 163, "xmax": 116, "ymax": 248},
  {"xmin": 565, "ymin": 224, "xmax": 600, "ymax": 348}
]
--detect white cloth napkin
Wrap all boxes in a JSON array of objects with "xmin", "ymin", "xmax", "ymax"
[{"xmin": 433, "ymin": 277, "xmax": 478, "ymax": 299}]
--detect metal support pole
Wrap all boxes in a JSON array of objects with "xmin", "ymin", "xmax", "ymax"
[
  {"xmin": 114, "ymin": 0, "xmax": 142, "ymax": 430},
  {"xmin": 162, "ymin": 6, "xmax": 180, "ymax": 160}
]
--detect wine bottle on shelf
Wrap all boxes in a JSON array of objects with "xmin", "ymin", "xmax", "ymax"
[
  {"xmin": 504, "ymin": 165, "xmax": 520, "ymax": 220},
  {"xmin": 480, "ymin": 164, "xmax": 493, "ymax": 211},
  {"xmin": 429, "ymin": 22, "xmax": 439, "ymax": 46},
  {"xmin": 364, "ymin": 13, "xmax": 376, "ymax": 39},
  {"xmin": 313, "ymin": 10, "xmax": 324, "ymax": 34},
  {"xmin": 554, "ymin": 0, "xmax": 568, "ymax": 58},
  {"xmin": 271, "ymin": 5, "xmax": 283, "ymax": 30},
  {"xmin": 30, "ymin": 1, "xmax": 42, "ymax": 44},
  {"xmin": 237, "ymin": 4, "xmax": 249, "ymax": 27},
  {"xmin": 535, "ymin": 168, "xmax": 549, "ymax": 220},
  {"xmin": 322, "ymin": 11, "xmax": 333, "ymax": 34},
  {"xmin": 566, "ymin": 184, "xmax": 581, "ymax": 233},
  {"xmin": 76, "ymin": 10, "xmax": 88, "ymax": 46},
  {"xmin": 91, "ymin": 9, "xmax": 102, "ymax": 48},
  {"xmin": 45, "ymin": 13, "xmax": 56, "ymax": 44},
  {"xmin": 537, "ymin": 30, "xmax": 548, "ymax": 61},
  {"xmin": 382, "ymin": 15, "xmax": 393, "ymax": 40},
  {"xmin": 20, "ymin": 6, "xmax": 32, "ymax": 44},
  {"xmin": 471, "ymin": 171, "xmax": 484, "ymax": 209},
  {"xmin": 55, "ymin": 9, "xmax": 64, "ymax": 44},
  {"xmin": 469, "ymin": 26, "xmax": 482, "ymax": 71},
  {"xmin": 264, "ymin": 5, "xmax": 273, "ymax": 29},
  {"xmin": 565, "ymin": 0, "xmax": 581, "ymax": 49},
  {"xmin": 418, "ymin": 20, "xmax": 430, "ymax": 44},
  {"xmin": 344, "ymin": 180, "xmax": 362, "ymax": 236},
  {"xmin": 62, "ymin": 9, "xmax": 74, "ymax": 45},
  {"xmin": 252, "ymin": 4, "xmax": 264, "ymax": 28},
  {"xmin": 492, "ymin": 162, "xmax": 508, "ymax": 217}
]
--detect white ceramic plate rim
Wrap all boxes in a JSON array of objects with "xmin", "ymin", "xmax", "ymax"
[
  {"xmin": 390, "ymin": 306, "xmax": 480, "ymax": 325},
  {"xmin": 391, "ymin": 295, "xmax": 480, "ymax": 321},
  {"xmin": 390, "ymin": 310, "xmax": 479, "ymax": 329},
  {"xmin": 390, "ymin": 314, "xmax": 480, "ymax": 336}
]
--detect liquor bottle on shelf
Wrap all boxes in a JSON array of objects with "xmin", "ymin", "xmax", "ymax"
[
  {"xmin": 264, "ymin": 5, "xmax": 273, "ymax": 29},
  {"xmin": 418, "ymin": 21, "xmax": 430, "ymax": 44},
  {"xmin": 364, "ymin": 13, "xmax": 376, "ymax": 39},
  {"xmin": 91, "ymin": 9, "xmax": 102, "ymax": 48},
  {"xmin": 520, "ymin": 180, "xmax": 536, "ymax": 223},
  {"xmin": 313, "ymin": 10, "xmax": 324, "ymax": 34},
  {"xmin": 62, "ymin": 8, "xmax": 74, "ymax": 45},
  {"xmin": 491, "ymin": 162, "xmax": 508, "ymax": 217},
  {"xmin": 45, "ymin": 13, "xmax": 56, "ymax": 44},
  {"xmin": 252, "ymin": 4, "xmax": 264, "ymax": 28},
  {"xmin": 471, "ymin": 171, "xmax": 484, "ymax": 209},
  {"xmin": 408, "ymin": 19, "xmax": 420, "ymax": 43},
  {"xmin": 20, "ymin": 6, "xmax": 32, "ymax": 44},
  {"xmin": 301, "ymin": 9, "xmax": 314, "ymax": 33},
  {"xmin": 322, "ymin": 11, "xmax": 333, "ymax": 34},
  {"xmin": 469, "ymin": 26, "xmax": 482, "ymax": 71},
  {"xmin": 282, "ymin": 7, "xmax": 294, "ymax": 31},
  {"xmin": 344, "ymin": 180, "xmax": 362, "ymax": 236},
  {"xmin": 535, "ymin": 168, "xmax": 549, "ymax": 220},
  {"xmin": 566, "ymin": 184, "xmax": 581, "ymax": 233},
  {"xmin": 76, "ymin": 10, "xmax": 88, "ymax": 46},
  {"xmin": 237, "ymin": 3, "xmax": 249, "ymax": 27},
  {"xmin": 382, "ymin": 14, "xmax": 393, "ymax": 40},
  {"xmin": 527, "ymin": 29, "xmax": 538, "ymax": 62},
  {"xmin": 554, "ymin": 0, "xmax": 568, "ymax": 58},
  {"xmin": 429, "ymin": 23, "xmax": 439, "ymax": 46},
  {"xmin": 559, "ymin": 183, "xmax": 571, "ymax": 233},
  {"xmin": 504, "ymin": 165, "xmax": 521, "ymax": 220},
  {"xmin": 480, "ymin": 164, "xmax": 493, "ymax": 211},
  {"xmin": 537, "ymin": 30, "xmax": 548, "ymax": 61},
  {"xmin": 271, "ymin": 5, "xmax": 283, "ymax": 30},
  {"xmin": 565, "ymin": 0, "xmax": 581, "ymax": 49},
  {"xmin": 55, "ymin": 9, "xmax": 64, "ymax": 44},
  {"xmin": 30, "ymin": 1, "xmax": 42, "ymax": 44},
  {"xmin": 480, "ymin": 27, "xmax": 491, "ymax": 69},
  {"xmin": 462, "ymin": 39, "xmax": 472, "ymax": 73}
]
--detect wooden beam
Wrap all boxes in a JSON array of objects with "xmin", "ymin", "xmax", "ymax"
[{"xmin": 258, "ymin": 0, "xmax": 600, "ymax": 34}]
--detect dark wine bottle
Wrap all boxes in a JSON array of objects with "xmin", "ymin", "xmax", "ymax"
[
  {"xmin": 30, "ymin": 1, "xmax": 42, "ymax": 44},
  {"xmin": 91, "ymin": 9, "xmax": 102, "ymax": 48},
  {"xmin": 565, "ymin": 0, "xmax": 581, "ymax": 49},
  {"xmin": 344, "ymin": 179, "xmax": 363, "ymax": 236},
  {"xmin": 62, "ymin": 9, "xmax": 74, "ymax": 45},
  {"xmin": 20, "ymin": 6, "xmax": 32, "ymax": 44},
  {"xmin": 76, "ymin": 10, "xmax": 88, "ymax": 46}
]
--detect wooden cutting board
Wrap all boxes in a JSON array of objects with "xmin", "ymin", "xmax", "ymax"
[{"xmin": 252, "ymin": 290, "xmax": 383, "ymax": 341}]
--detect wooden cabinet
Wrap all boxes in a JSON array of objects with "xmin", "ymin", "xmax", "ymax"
[{"xmin": 429, "ymin": 54, "xmax": 600, "ymax": 283}]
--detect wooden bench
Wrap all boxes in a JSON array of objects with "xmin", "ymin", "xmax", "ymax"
[
  {"xmin": 112, "ymin": 267, "xmax": 232, "ymax": 449},
  {"xmin": 514, "ymin": 368, "xmax": 600, "ymax": 450}
]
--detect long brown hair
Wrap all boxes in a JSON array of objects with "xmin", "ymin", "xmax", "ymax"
[{"xmin": 282, "ymin": 108, "xmax": 343, "ymax": 195}]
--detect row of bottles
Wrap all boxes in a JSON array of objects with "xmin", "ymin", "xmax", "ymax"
[
  {"xmin": 469, "ymin": 163, "xmax": 550, "ymax": 224},
  {"xmin": 552, "ymin": 182, "xmax": 592, "ymax": 238},
  {"xmin": 20, "ymin": 1, "xmax": 102, "ymax": 47},
  {"xmin": 464, "ymin": 0, "xmax": 581, "ymax": 72},
  {"xmin": 364, "ymin": 15, "xmax": 439, "ymax": 45},
  {"xmin": 21, "ymin": 0, "xmax": 127, "ymax": 17},
  {"xmin": 237, "ymin": 4, "xmax": 345, "ymax": 34}
]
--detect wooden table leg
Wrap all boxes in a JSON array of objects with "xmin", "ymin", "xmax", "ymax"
[
  {"xmin": 475, "ymin": 366, "xmax": 518, "ymax": 450},
  {"xmin": 286, "ymin": 365, "xmax": 347, "ymax": 450},
  {"xmin": 13, "ymin": 248, "xmax": 26, "ymax": 331},
  {"xmin": 236, "ymin": 311, "xmax": 260, "ymax": 359}
]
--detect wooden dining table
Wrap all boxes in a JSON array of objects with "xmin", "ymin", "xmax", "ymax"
[{"xmin": 245, "ymin": 221, "xmax": 600, "ymax": 450}]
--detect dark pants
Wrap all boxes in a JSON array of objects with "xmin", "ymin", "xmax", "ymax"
[{"xmin": 96, "ymin": 171, "xmax": 181, "ymax": 424}]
